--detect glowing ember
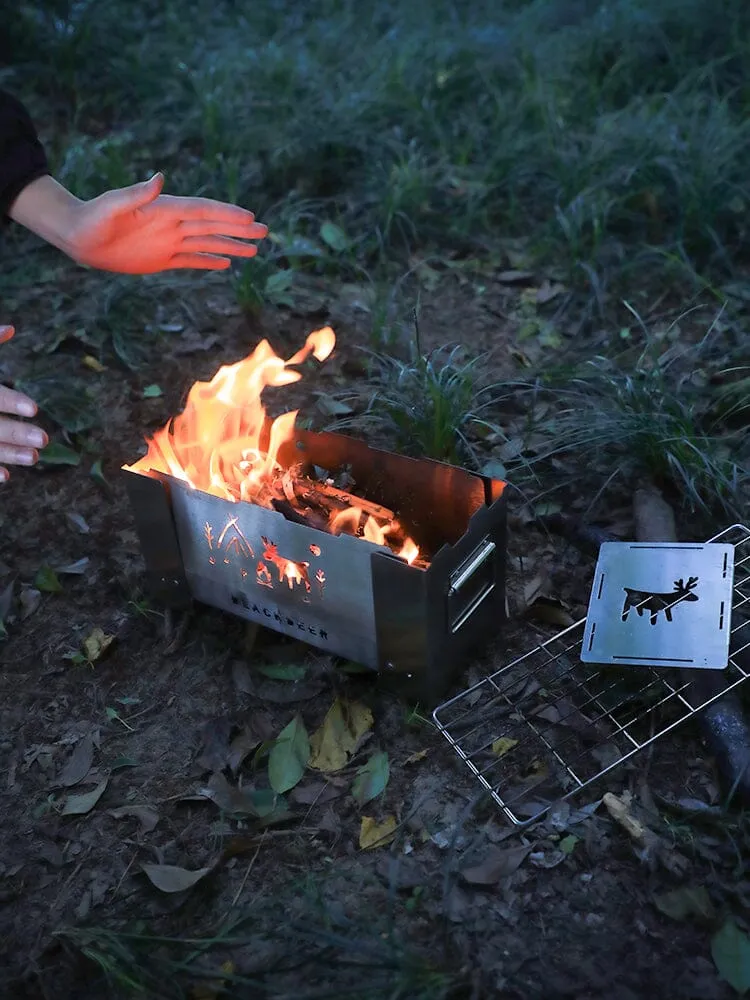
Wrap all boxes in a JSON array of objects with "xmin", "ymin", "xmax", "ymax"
[{"xmin": 125, "ymin": 327, "xmax": 420, "ymax": 566}]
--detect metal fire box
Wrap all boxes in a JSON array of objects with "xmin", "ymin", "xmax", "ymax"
[{"xmin": 124, "ymin": 429, "xmax": 507, "ymax": 703}]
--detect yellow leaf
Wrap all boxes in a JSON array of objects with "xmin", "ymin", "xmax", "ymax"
[
  {"xmin": 359, "ymin": 815, "xmax": 397, "ymax": 850},
  {"xmin": 491, "ymin": 737, "xmax": 518, "ymax": 757},
  {"xmin": 191, "ymin": 960, "xmax": 235, "ymax": 999},
  {"xmin": 526, "ymin": 758, "xmax": 548, "ymax": 778},
  {"xmin": 404, "ymin": 749, "xmax": 428, "ymax": 765},
  {"xmin": 83, "ymin": 355, "xmax": 106, "ymax": 373},
  {"xmin": 82, "ymin": 628, "xmax": 115, "ymax": 664},
  {"xmin": 308, "ymin": 698, "xmax": 373, "ymax": 773}
]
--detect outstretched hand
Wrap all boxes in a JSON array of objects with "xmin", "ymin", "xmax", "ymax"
[
  {"xmin": 0, "ymin": 326, "xmax": 47, "ymax": 482},
  {"xmin": 62, "ymin": 173, "xmax": 268, "ymax": 274}
]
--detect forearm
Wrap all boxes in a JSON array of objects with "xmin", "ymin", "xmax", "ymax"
[{"xmin": 7, "ymin": 175, "xmax": 82, "ymax": 255}]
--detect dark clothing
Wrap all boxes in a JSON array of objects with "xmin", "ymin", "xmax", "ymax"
[{"xmin": 0, "ymin": 89, "xmax": 49, "ymax": 219}]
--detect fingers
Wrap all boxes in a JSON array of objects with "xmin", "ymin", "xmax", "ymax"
[
  {"xmin": 181, "ymin": 236, "xmax": 260, "ymax": 257},
  {"xmin": 0, "ymin": 325, "xmax": 15, "ymax": 344},
  {"xmin": 0, "ymin": 467, "xmax": 8, "ymax": 483},
  {"xmin": 178, "ymin": 219, "xmax": 268, "ymax": 239},
  {"xmin": 159, "ymin": 194, "xmax": 263, "ymax": 227},
  {"xmin": 0, "ymin": 385, "xmax": 39, "ymax": 419},
  {"xmin": 0, "ymin": 440, "xmax": 41, "ymax": 467},
  {"xmin": 0, "ymin": 414, "xmax": 47, "ymax": 450},
  {"xmin": 167, "ymin": 253, "xmax": 232, "ymax": 270}
]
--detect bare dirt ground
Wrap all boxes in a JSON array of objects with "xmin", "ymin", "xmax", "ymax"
[{"xmin": 0, "ymin": 272, "xmax": 745, "ymax": 999}]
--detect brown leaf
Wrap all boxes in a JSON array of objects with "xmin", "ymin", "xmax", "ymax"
[
  {"xmin": 227, "ymin": 728, "xmax": 261, "ymax": 774},
  {"xmin": 359, "ymin": 815, "xmax": 397, "ymax": 850},
  {"xmin": 58, "ymin": 737, "xmax": 94, "ymax": 788},
  {"xmin": 82, "ymin": 628, "xmax": 115, "ymax": 664},
  {"xmin": 198, "ymin": 772, "xmax": 259, "ymax": 815},
  {"xmin": 197, "ymin": 717, "xmax": 232, "ymax": 772},
  {"xmin": 141, "ymin": 863, "xmax": 213, "ymax": 894},
  {"xmin": 61, "ymin": 778, "xmax": 109, "ymax": 816},
  {"xmin": 109, "ymin": 805, "xmax": 160, "ymax": 833},
  {"xmin": 525, "ymin": 596, "xmax": 575, "ymax": 628},
  {"xmin": 522, "ymin": 572, "xmax": 548, "ymax": 610},
  {"xmin": 289, "ymin": 781, "xmax": 343, "ymax": 806},
  {"xmin": 309, "ymin": 699, "xmax": 373, "ymax": 773},
  {"xmin": 460, "ymin": 844, "xmax": 531, "ymax": 885}
]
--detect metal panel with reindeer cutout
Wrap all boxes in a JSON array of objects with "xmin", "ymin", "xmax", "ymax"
[{"xmin": 581, "ymin": 542, "xmax": 735, "ymax": 669}]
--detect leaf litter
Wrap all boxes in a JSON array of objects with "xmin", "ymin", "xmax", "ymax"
[
  {"xmin": 359, "ymin": 815, "xmax": 397, "ymax": 850},
  {"xmin": 352, "ymin": 751, "xmax": 390, "ymax": 806},
  {"xmin": 309, "ymin": 698, "xmax": 373, "ymax": 773},
  {"xmin": 141, "ymin": 863, "xmax": 214, "ymax": 894},
  {"xmin": 57, "ymin": 737, "xmax": 94, "ymax": 788},
  {"xmin": 61, "ymin": 778, "xmax": 109, "ymax": 816},
  {"xmin": 268, "ymin": 715, "xmax": 310, "ymax": 793}
]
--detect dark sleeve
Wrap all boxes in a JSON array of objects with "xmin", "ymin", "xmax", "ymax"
[{"xmin": 0, "ymin": 89, "xmax": 50, "ymax": 220}]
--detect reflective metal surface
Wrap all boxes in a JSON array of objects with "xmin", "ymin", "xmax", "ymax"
[
  {"xmin": 124, "ymin": 430, "xmax": 508, "ymax": 704},
  {"xmin": 581, "ymin": 542, "xmax": 735, "ymax": 669},
  {"xmin": 433, "ymin": 524, "xmax": 750, "ymax": 826}
]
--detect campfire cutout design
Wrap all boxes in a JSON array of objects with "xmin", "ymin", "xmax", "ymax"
[
  {"xmin": 205, "ymin": 516, "xmax": 327, "ymax": 602},
  {"xmin": 204, "ymin": 518, "xmax": 254, "ymax": 566},
  {"xmin": 621, "ymin": 576, "xmax": 699, "ymax": 626},
  {"xmin": 125, "ymin": 327, "xmax": 422, "ymax": 574}
]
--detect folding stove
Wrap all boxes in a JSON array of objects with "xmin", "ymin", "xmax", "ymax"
[{"xmin": 123, "ymin": 329, "xmax": 507, "ymax": 702}]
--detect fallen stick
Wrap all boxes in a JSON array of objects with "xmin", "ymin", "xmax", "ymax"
[{"xmin": 633, "ymin": 486, "xmax": 750, "ymax": 805}]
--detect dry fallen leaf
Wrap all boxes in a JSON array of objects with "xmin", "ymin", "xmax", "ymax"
[
  {"xmin": 82, "ymin": 628, "xmax": 115, "ymax": 664},
  {"xmin": 525, "ymin": 596, "xmax": 576, "ymax": 628},
  {"xmin": 359, "ymin": 815, "xmax": 397, "ymax": 850},
  {"xmin": 61, "ymin": 778, "xmax": 108, "ymax": 816},
  {"xmin": 109, "ymin": 805, "xmax": 160, "ymax": 833},
  {"xmin": 58, "ymin": 736, "xmax": 94, "ymax": 788},
  {"xmin": 404, "ymin": 749, "xmax": 429, "ymax": 766},
  {"xmin": 19, "ymin": 588, "xmax": 42, "ymax": 621},
  {"xmin": 460, "ymin": 844, "xmax": 532, "ymax": 885},
  {"xmin": 491, "ymin": 737, "xmax": 518, "ymax": 757},
  {"xmin": 83, "ymin": 355, "xmax": 106, "ymax": 373},
  {"xmin": 141, "ymin": 863, "xmax": 213, "ymax": 894},
  {"xmin": 309, "ymin": 698, "xmax": 373, "ymax": 773}
]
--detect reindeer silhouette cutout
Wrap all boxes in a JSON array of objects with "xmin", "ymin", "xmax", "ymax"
[
  {"xmin": 259, "ymin": 536, "xmax": 311, "ymax": 593},
  {"xmin": 621, "ymin": 576, "xmax": 699, "ymax": 626}
]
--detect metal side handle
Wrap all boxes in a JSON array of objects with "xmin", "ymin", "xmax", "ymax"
[{"xmin": 447, "ymin": 539, "xmax": 496, "ymax": 634}]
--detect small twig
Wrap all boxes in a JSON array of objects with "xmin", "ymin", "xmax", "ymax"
[
  {"xmin": 229, "ymin": 833, "xmax": 265, "ymax": 913},
  {"xmin": 111, "ymin": 850, "xmax": 138, "ymax": 900}
]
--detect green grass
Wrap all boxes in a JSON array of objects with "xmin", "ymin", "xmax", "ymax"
[
  {"xmin": 56, "ymin": 879, "xmax": 459, "ymax": 1000},
  {"xmin": 3, "ymin": 0, "xmax": 749, "ymax": 507},
  {"xmin": 512, "ymin": 317, "xmax": 749, "ymax": 518},
  {"xmin": 7, "ymin": 0, "xmax": 750, "ymax": 296}
]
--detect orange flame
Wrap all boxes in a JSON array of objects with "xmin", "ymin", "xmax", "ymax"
[{"xmin": 125, "ymin": 327, "xmax": 420, "ymax": 566}]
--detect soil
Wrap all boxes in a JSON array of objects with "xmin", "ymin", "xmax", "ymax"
[{"xmin": 0, "ymin": 268, "xmax": 745, "ymax": 1000}]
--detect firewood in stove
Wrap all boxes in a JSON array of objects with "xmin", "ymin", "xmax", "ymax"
[
  {"xmin": 300, "ymin": 478, "xmax": 396, "ymax": 524},
  {"xmin": 270, "ymin": 498, "xmax": 329, "ymax": 532}
]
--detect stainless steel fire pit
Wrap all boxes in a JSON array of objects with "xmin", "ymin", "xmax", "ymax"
[{"xmin": 124, "ymin": 429, "xmax": 507, "ymax": 702}]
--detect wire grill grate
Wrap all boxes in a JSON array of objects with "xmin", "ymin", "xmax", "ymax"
[{"xmin": 433, "ymin": 524, "xmax": 750, "ymax": 825}]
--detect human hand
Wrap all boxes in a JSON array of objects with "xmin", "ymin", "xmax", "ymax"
[
  {"xmin": 10, "ymin": 173, "xmax": 268, "ymax": 275},
  {"xmin": 0, "ymin": 326, "xmax": 48, "ymax": 481}
]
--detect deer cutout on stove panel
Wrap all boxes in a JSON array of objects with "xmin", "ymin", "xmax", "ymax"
[
  {"xmin": 259, "ymin": 536, "xmax": 312, "ymax": 593},
  {"xmin": 621, "ymin": 575, "xmax": 699, "ymax": 626}
]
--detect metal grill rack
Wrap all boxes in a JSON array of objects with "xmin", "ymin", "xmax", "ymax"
[{"xmin": 433, "ymin": 524, "xmax": 750, "ymax": 826}]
